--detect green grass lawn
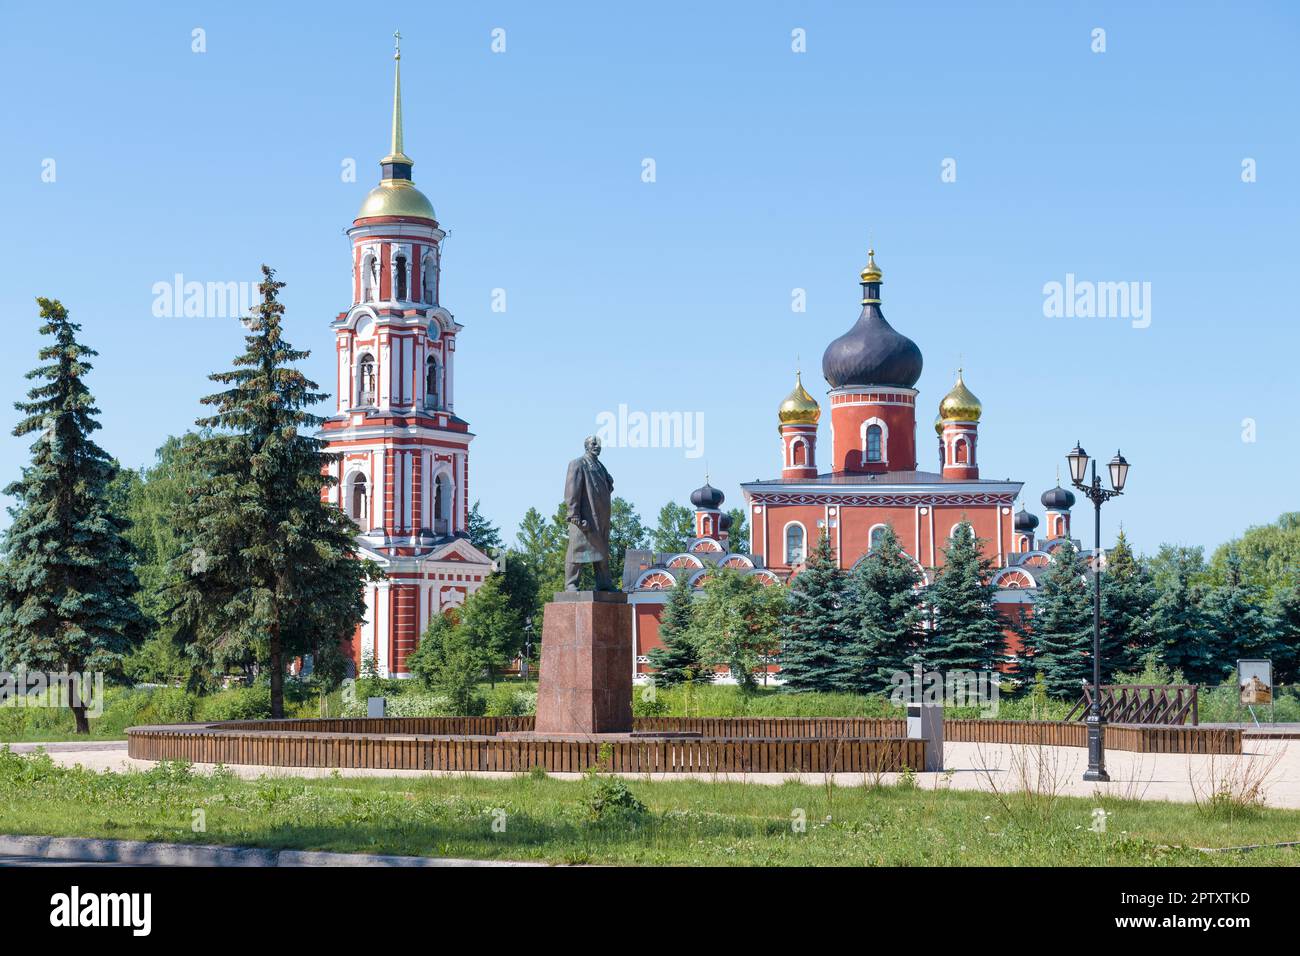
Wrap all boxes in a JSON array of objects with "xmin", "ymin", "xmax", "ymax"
[{"xmin": 2, "ymin": 747, "xmax": 1297, "ymax": 866}]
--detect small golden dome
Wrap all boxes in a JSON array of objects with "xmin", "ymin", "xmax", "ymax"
[
  {"xmin": 934, "ymin": 413, "xmax": 944, "ymax": 435},
  {"xmin": 356, "ymin": 180, "xmax": 436, "ymax": 221},
  {"xmin": 938, "ymin": 368, "xmax": 982, "ymax": 422},
  {"xmin": 778, "ymin": 371, "xmax": 821, "ymax": 429},
  {"xmin": 859, "ymin": 248, "xmax": 883, "ymax": 284}
]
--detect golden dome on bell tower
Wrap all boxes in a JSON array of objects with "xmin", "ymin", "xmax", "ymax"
[
  {"xmin": 938, "ymin": 368, "xmax": 982, "ymax": 423},
  {"xmin": 778, "ymin": 371, "xmax": 821, "ymax": 429},
  {"xmin": 356, "ymin": 32, "xmax": 437, "ymax": 222}
]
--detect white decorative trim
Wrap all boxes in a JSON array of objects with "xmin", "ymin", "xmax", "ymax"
[
  {"xmin": 860, "ymin": 417, "xmax": 888, "ymax": 466},
  {"xmin": 782, "ymin": 520, "xmax": 807, "ymax": 565},
  {"xmin": 867, "ymin": 521, "xmax": 891, "ymax": 552}
]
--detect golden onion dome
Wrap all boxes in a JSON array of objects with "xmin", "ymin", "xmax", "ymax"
[
  {"xmin": 934, "ymin": 413, "xmax": 945, "ymax": 435},
  {"xmin": 859, "ymin": 248, "xmax": 883, "ymax": 284},
  {"xmin": 356, "ymin": 34, "xmax": 436, "ymax": 222},
  {"xmin": 938, "ymin": 368, "xmax": 982, "ymax": 422},
  {"xmin": 356, "ymin": 180, "xmax": 436, "ymax": 221},
  {"xmin": 778, "ymin": 371, "xmax": 821, "ymax": 429}
]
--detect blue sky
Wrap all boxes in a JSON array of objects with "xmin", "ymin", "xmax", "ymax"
[{"xmin": 2, "ymin": 1, "xmax": 1296, "ymax": 557}]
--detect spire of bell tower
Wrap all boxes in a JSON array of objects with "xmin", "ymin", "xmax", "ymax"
[{"xmin": 380, "ymin": 30, "xmax": 414, "ymax": 180}]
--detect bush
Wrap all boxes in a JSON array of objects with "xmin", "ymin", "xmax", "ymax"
[
  {"xmin": 485, "ymin": 686, "xmax": 536, "ymax": 717},
  {"xmin": 632, "ymin": 690, "xmax": 669, "ymax": 717},
  {"xmin": 198, "ymin": 686, "xmax": 273, "ymax": 722},
  {"xmin": 339, "ymin": 692, "xmax": 478, "ymax": 718},
  {"xmin": 581, "ymin": 776, "xmax": 647, "ymax": 822},
  {"xmin": 145, "ymin": 687, "xmax": 198, "ymax": 725}
]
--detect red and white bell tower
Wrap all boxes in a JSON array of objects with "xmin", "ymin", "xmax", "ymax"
[{"xmin": 321, "ymin": 35, "xmax": 494, "ymax": 677}]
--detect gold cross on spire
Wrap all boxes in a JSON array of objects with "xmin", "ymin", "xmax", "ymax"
[{"xmin": 385, "ymin": 30, "xmax": 410, "ymax": 164}]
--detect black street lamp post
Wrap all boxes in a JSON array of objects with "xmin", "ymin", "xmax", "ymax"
[{"xmin": 1065, "ymin": 442, "xmax": 1130, "ymax": 783}]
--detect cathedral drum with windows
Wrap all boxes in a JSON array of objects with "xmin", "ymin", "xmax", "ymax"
[
  {"xmin": 320, "ymin": 41, "xmax": 494, "ymax": 677},
  {"xmin": 741, "ymin": 251, "xmax": 1023, "ymax": 578}
]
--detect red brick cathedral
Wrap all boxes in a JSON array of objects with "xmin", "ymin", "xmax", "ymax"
[
  {"xmin": 625, "ymin": 251, "xmax": 1084, "ymax": 680},
  {"xmin": 321, "ymin": 41, "xmax": 494, "ymax": 677}
]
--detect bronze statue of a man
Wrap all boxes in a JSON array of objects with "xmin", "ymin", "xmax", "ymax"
[{"xmin": 564, "ymin": 435, "xmax": 616, "ymax": 591}]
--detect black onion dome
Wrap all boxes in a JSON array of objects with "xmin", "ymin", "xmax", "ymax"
[
  {"xmin": 719, "ymin": 512, "xmax": 734, "ymax": 531},
  {"xmin": 1041, "ymin": 485, "xmax": 1076, "ymax": 510},
  {"xmin": 821, "ymin": 251, "xmax": 923, "ymax": 389},
  {"xmin": 1014, "ymin": 508, "xmax": 1039, "ymax": 533},
  {"xmin": 689, "ymin": 482, "xmax": 724, "ymax": 510}
]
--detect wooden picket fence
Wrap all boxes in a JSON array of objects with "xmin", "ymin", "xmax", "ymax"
[
  {"xmin": 125, "ymin": 715, "xmax": 1241, "ymax": 771},
  {"xmin": 126, "ymin": 724, "xmax": 923, "ymax": 774}
]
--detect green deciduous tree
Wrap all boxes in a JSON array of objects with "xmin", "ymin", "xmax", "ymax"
[
  {"xmin": 1207, "ymin": 512, "xmax": 1300, "ymax": 598},
  {"xmin": 691, "ymin": 565, "xmax": 784, "ymax": 691},
  {"xmin": 114, "ymin": 433, "xmax": 213, "ymax": 687},
  {"xmin": 842, "ymin": 525, "xmax": 923, "ymax": 694},
  {"xmin": 777, "ymin": 531, "xmax": 849, "ymax": 692},
  {"xmin": 407, "ymin": 613, "xmax": 486, "ymax": 715},
  {"xmin": 925, "ymin": 521, "xmax": 1005, "ymax": 676},
  {"xmin": 458, "ymin": 571, "xmax": 526, "ymax": 687},
  {"xmin": 1269, "ymin": 584, "xmax": 1300, "ymax": 683},
  {"xmin": 724, "ymin": 506, "xmax": 749, "ymax": 554},
  {"xmin": 608, "ymin": 496, "xmax": 647, "ymax": 582},
  {"xmin": 168, "ymin": 266, "xmax": 378, "ymax": 717},
  {"xmin": 0, "ymin": 298, "xmax": 147, "ymax": 733},
  {"xmin": 651, "ymin": 501, "xmax": 694, "ymax": 553}
]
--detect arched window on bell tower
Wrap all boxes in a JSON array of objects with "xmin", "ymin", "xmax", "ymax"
[
  {"xmin": 348, "ymin": 473, "xmax": 369, "ymax": 527},
  {"xmin": 361, "ymin": 253, "xmax": 378, "ymax": 303},
  {"xmin": 433, "ymin": 471, "xmax": 454, "ymax": 536},
  {"xmin": 422, "ymin": 253, "xmax": 436, "ymax": 305},
  {"xmin": 357, "ymin": 354, "xmax": 376, "ymax": 406},
  {"xmin": 425, "ymin": 356, "xmax": 440, "ymax": 409},
  {"xmin": 394, "ymin": 253, "xmax": 408, "ymax": 301}
]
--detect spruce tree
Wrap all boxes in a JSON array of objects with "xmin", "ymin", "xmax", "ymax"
[
  {"xmin": 1149, "ymin": 545, "xmax": 1215, "ymax": 683},
  {"xmin": 647, "ymin": 572, "xmax": 707, "ymax": 685},
  {"xmin": 842, "ymin": 524, "xmax": 923, "ymax": 694},
  {"xmin": 0, "ymin": 299, "xmax": 147, "ymax": 732},
  {"xmin": 1029, "ymin": 540, "xmax": 1094, "ymax": 699},
  {"xmin": 1202, "ymin": 547, "xmax": 1277, "ymax": 682},
  {"xmin": 925, "ymin": 521, "xmax": 1005, "ymax": 675},
  {"xmin": 777, "ymin": 530, "xmax": 849, "ymax": 692},
  {"xmin": 467, "ymin": 500, "xmax": 503, "ymax": 553},
  {"xmin": 1098, "ymin": 529, "xmax": 1156, "ymax": 678},
  {"xmin": 169, "ymin": 266, "xmax": 377, "ymax": 716}
]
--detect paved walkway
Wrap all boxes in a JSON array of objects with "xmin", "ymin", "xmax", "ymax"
[{"xmin": 9, "ymin": 738, "xmax": 1300, "ymax": 809}]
